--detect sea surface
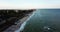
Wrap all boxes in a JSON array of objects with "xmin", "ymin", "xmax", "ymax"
[{"xmin": 23, "ymin": 9, "xmax": 60, "ymax": 32}]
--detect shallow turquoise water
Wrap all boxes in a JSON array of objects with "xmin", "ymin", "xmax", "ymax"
[{"xmin": 23, "ymin": 9, "xmax": 60, "ymax": 32}]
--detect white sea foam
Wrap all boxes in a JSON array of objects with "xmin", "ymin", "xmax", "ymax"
[{"xmin": 15, "ymin": 10, "xmax": 36, "ymax": 32}]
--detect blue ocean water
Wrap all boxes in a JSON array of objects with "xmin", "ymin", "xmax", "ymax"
[{"xmin": 23, "ymin": 9, "xmax": 60, "ymax": 32}]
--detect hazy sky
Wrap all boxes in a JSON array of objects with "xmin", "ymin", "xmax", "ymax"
[{"xmin": 0, "ymin": 0, "xmax": 60, "ymax": 9}]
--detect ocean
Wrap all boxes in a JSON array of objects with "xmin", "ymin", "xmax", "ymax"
[{"xmin": 23, "ymin": 9, "xmax": 60, "ymax": 32}]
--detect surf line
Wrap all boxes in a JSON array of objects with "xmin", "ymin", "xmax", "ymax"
[{"xmin": 15, "ymin": 10, "xmax": 37, "ymax": 32}]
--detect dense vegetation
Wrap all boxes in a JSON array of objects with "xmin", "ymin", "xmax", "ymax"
[{"xmin": 0, "ymin": 10, "xmax": 34, "ymax": 32}]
